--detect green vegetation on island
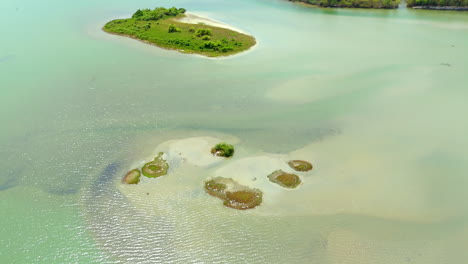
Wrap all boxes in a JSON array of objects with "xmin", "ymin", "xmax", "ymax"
[
  {"xmin": 288, "ymin": 160, "xmax": 313, "ymax": 172},
  {"xmin": 103, "ymin": 7, "xmax": 256, "ymax": 57},
  {"xmin": 289, "ymin": 0, "xmax": 400, "ymax": 8},
  {"xmin": 205, "ymin": 177, "xmax": 263, "ymax": 210},
  {"xmin": 141, "ymin": 152, "xmax": 169, "ymax": 178},
  {"xmin": 211, "ymin": 142, "xmax": 235, "ymax": 157},
  {"xmin": 123, "ymin": 169, "xmax": 141, "ymax": 184},
  {"xmin": 268, "ymin": 170, "xmax": 302, "ymax": 189}
]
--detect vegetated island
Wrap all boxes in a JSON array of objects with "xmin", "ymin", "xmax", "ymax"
[
  {"xmin": 103, "ymin": 7, "xmax": 256, "ymax": 57},
  {"xmin": 289, "ymin": 0, "xmax": 400, "ymax": 9}
]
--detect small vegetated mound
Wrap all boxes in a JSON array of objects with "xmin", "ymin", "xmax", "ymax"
[
  {"xmin": 288, "ymin": 160, "xmax": 313, "ymax": 172},
  {"xmin": 123, "ymin": 169, "xmax": 141, "ymax": 184},
  {"xmin": 142, "ymin": 152, "xmax": 169, "ymax": 178},
  {"xmin": 204, "ymin": 177, "xmax": 263, "ymax": 210},
  {"xmin": 103, "ymin": 7, "xmax": 256, "ymax": 57},
  {"xmin": 268, "ymin": 170, "xmax": 301, "ymax": 189},
  {"xmin": 211, "ymin": 142, "xmax": 235, "ymax": 157}
]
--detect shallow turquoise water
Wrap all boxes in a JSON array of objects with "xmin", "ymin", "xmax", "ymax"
[{"xmin": 1, "ymin": 0, "xmax": 468, "ymax": 263}]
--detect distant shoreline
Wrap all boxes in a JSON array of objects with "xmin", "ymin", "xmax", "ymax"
[
  {"xmin": 290, "ymin": 0, "xmax": 468, "ymax": 10},
  {"xmin": 411, "ymin": 6, "xmax": 468, "ymax": 10}
]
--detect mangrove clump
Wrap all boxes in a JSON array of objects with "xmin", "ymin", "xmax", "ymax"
[
  {"xmin": 268, "ymin": 170, "xmax": 301, "ymax": 189},
  {"xmin": 211, "ymin": 142, "xmax": 235, "ymax": 157},
  {"xmin": 204, "ymin": 177, "xmax": 263, "ymax": 210},
  {"xmin": 142, "ymin": 152, "xmax": 169, "ymax": 178},
  {"xmin": 288, "ymin": 160, "xmax": 313, "ymax": 172},
  {"xmin": 123, "ymin": 169, "xmax": 141, "ymax": 184}
]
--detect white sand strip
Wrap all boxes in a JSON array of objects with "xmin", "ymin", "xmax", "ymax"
[{"xmin": 177, "ymin": 13, "xmax": 251, "ymax": 35}]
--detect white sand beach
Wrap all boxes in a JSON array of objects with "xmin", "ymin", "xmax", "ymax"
[{"xmin": 177, "ymin": 12, "xmax": 252, "ymax": 35}]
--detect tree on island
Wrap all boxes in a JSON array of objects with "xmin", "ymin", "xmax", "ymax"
[
  {"xmin": 131, "ymin": 7, "xmax": 186, "ymax": 21},
  {"xmin": 132, "ymin": 9, "xmax": 144, "ymax": 19},
  {"xmin": 168, "ymin": 24, "xmax": 181, "ymax": 33},
  {"xmin": 195, "ymin": 28, "xmax": 212, "ymax": 37}
]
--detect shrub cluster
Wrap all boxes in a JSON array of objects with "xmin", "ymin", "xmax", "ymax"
[
  {"xmin": 195, "ymin": 28, "xmax": 212, "ymax": 37},
  {"xmin": 201, "ymin": 41, "xmax": 234, "ymax": 52},
  {"xmin": 168, "ymin": 24, "xmax": 181, "ymax": 33},
  {"xmin": 166, "ymin": 38, "xmax": 192, "ymax": 47},
  {"xmin": 132, "ymin": 7, "xmax": 186, "ymax": 21}
]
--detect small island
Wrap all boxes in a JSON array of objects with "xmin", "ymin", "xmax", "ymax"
[
  {"xmin": 123, "ymin": 169, "xmax": 141, "ymax": 184},
  {"xmin": 268, "ymin": 170, "xmax": 302, "ymax": 189},
  {"xmin": 205, "ymin": 177, "xmax": 263, "ymax": 210},
  {"xmin": 288, "ymin": 160, "xmax": 313, "ymax": 172},
  {"xmin": 141, "ymin": 152, "xmax": 169, "ymax": 178},
  {"xmin": 103, "ymin": 7, "xmax": 256, "ymax": 57}
]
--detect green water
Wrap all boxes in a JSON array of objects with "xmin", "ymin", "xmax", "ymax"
[{"xmin": 1, "ymin": 0, "xmax": 468, "ymax": 262}]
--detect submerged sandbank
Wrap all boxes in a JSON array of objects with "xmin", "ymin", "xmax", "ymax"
[{"xmin": 116, "ymin": 131, "xmax": 455, "ymax": 223}]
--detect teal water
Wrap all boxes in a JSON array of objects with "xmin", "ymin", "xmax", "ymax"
[{"xmin": 1, "ymin": 0, "xmax": 468, "ymax": 263}]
